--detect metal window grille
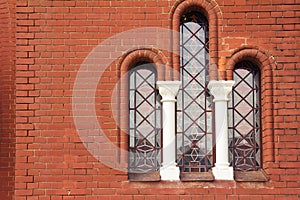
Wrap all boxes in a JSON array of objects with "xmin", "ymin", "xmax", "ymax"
[
  {"xmin": 128, "ymin": 63, "xmax": 162, "ymax": 173},
  {"xmin": 228, "ymin": 61, "xmax": 261, "ymax": 171},
  {"xmin": 176, "ymin": 11, "xmax": 213, "ymax": 172}
]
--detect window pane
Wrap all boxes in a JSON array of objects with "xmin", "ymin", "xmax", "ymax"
[
  {"xmin": 128, "ymin": 63, "xmax": 162, "ymax": 173},
  {"xmin": 228, "ymin": 61, "xmax": 261, "ymax": 171},
  {"xmin": 176, "ymin": 11, "xmax": 212, "ymax": 173}
]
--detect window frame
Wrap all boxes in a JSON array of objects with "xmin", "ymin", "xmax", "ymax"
[
  {"xmin": 228, "ymin": 60, "xmax": 268, "ymax": 182},
  {"xmin": 176, "ymin": 10, "xmax": 215, "ymax": 178},
  {"xmin": 127, "ymin": 62, "xmax": 162, "ymax": 181}
]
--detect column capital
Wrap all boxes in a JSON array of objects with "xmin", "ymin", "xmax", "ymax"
[
  {"xmin": 157, "ymin": 81, "xmax": 181, "ymax": 102},
  {"xmin": 208, "ymin": 80, "xmax": 235, "ymax": 102}
]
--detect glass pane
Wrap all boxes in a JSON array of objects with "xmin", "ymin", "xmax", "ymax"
[
  {"xmin": 228, "ymin": 61, "xmax": 261, "ymax": 171},
  {"xmin": 128, "ymin": 63, "xmax": 162, "ymax": 173},
  {"xmin": 177, "ymin": 11, "xmax": 211, "ymax": 172}
]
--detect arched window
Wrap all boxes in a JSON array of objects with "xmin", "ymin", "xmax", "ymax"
[
  {"xmin": 228, "ymin": 61, "xmax": 261, "ymax": 171},
  {"xmin": 128, "ymin": 62, "xmax": 162, "ymax": 173},
  {"xmin": 176, "ymin": 11, "xmax": 212, "ymax": 173}
]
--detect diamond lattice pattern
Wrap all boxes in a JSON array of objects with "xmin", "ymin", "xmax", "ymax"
[
  {"xmin": 228, "ymin": 63, "xmax": 261, "ymax": 171},
  {"xmin": 129, "ymin": 65, "xmax": 161, "ymax": 173},
  {"xmin": 177, "ymin": 12, "xmax": 212, "ymax": 173}
]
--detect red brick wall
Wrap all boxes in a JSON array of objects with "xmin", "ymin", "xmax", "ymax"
[
  {"xmin": 1, "ymin": 0, "xmax": 299, "ymax": 199},
  {"xmin": 0, "ymin": 0, "xmax": 15, "ymax": 199}
]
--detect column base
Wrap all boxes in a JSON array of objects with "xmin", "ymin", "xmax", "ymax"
[
  {"xmin": 160, "ymin": 164, "xmax": 180, "ymax": 181},
  {"xmin": 212, "ymin": 165, "xmax": 234, "ymax": 180}
]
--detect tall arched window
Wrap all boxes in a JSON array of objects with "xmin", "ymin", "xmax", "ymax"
[
  {"xmin": 228, "ymin": 60, "xmax": 261, "ymax": 171},
  {"xmin": 128, "ymin": 62, "xmax": 162, "ymax": 173},
  {"xmin": 176, "ymin": 11, "xmax": 212, "ymax": 173}
]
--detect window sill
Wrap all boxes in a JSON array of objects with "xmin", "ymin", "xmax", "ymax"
[
  {"xmin": 128, "ymin": 170, "xmax": 268, "ymax": 182},
  {"xmin": 234, "ymin": 169, "xmax": 269, "ymax": 182},
  {"xmin": 128, "ymin": 171, "xmax": 161, "ymax": 182},
  {"xmin": 180, "ymin": 172, "xmax": 214, "ymax": 182}
]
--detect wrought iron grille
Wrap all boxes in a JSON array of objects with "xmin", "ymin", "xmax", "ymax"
[
  {"xmin": 228, "ymin": 61, "xmax": 261, "ymax": 171},
  {"xmin": 176, "ymin": 11, "xmax": 213, "ymax": 172},
  {"xmin": 128, "ymin": 63, "xmax": 162, "ymax": 173}
]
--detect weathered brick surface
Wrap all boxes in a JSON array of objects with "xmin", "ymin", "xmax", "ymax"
[
  {"xmin": 0, "ymin": 0, "xmax": 299, "ymax": 199},
  {"xmin": 0, "ymin": 0, "xmax": 16, "ymax": 199}
]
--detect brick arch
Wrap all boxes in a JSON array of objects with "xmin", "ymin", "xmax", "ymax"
[
  {"xmin": 119, "ymin": 48, "xmax": 168, "ymax": 81},
  {"xmin": 117, "ymin": 49, "xmax": 167, "ymax": 165},
  {"xmin": 170, "ymin": 0, "xmax": 222, "ymax": 80},
  {"xmin": 226, "ymin": 48, "xmax": 276, "ymax": 170},
  {"xmin": 226, "ymin": 47, "xmax": 275, "ymax": 79}
]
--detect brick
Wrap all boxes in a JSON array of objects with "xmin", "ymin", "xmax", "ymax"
[{"xmin": 0, "ymin": 0, "xmax": 299, "ymax": 199}]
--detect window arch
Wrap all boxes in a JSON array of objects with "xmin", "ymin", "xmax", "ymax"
[
  {"xmin": 176, "ymin": 10, "xmax": 213, "ymax": 173},
  {"xmin": 128, "ymin": 62, "xmax": 162, "ymax": 173},
  {"xmin": 228, "ymin": 60, "xmax": 261, "ymax": 171}
]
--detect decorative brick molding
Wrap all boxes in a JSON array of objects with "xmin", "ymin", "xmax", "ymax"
[
  {"xmin": 226, "ymin": 47, "xmax": 276, "ymax": 79},
  {"xmin": 226, "ymin": 47, "xmax": 276, "ymax": 169},
  {"xmin": 119, "ymin": 48, "xmax": 168, "ymax": 80},
  {"xmin": 117, "ymin": 49, "xmax": 168, "ymax": 167},
  {"xmin": 170, "ymin": 0, "xmax": 222, "ymax": 80}
]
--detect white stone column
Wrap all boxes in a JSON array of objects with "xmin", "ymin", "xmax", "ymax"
[
  {"xmin": 208, "ymin": 80, "xmax": 235, "ymax": 180},
  {"xmin": 157, "ymin": 81, "xmax": 181, "ymax": 181}
]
